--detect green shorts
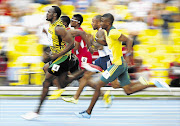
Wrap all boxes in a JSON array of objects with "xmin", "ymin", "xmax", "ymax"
[{"xmin": 100, "ymin": 57, "xmax": 131, "ymax": 87}]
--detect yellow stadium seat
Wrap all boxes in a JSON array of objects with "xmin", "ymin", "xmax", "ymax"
[
  {"xmin": 153, "ymin": 19, "xmax": 164, "ymax": 26},
  {"xmin": 165, "ymin": 6, "xmax": 179, "ymax": 13},
  {"xmin": 169, "ymin": 22, "xmax": 180, "ymax": 29},
  {"xmin": 151, "ymin": 70, "xmax": 169, "ymax": 77},
  {"xmin": 60, "ymin": 5, "xmax": 75, "ymax": 16},
  {"xmin": 170, "ymin": 29, "xmax": 180, "ymax": 45},
  {"xmin": 113, "ymin": 5, "xmax": 132, "ymax": 20},
  {"xmin": 137, "ymin": 29, "xmax": 162, "ymax": 45},
  {"xmin": 118, "ymin": 29, "xmax": 129, "ymax": 36},
  {"xmin": 7, "ymin": 34, "xmax": 44, "ymax": 86}
]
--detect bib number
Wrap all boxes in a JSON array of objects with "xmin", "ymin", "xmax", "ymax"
[
  {"xmin": 52, "ymin": 64, "xmax": 60, "ymax": 72},
  {"xmin": 102, "ymin": 70, "xmax": 110, "ymax": 79},
  {"xmin": 81, "ymin": 57, "xmax": 88, "ymax": 63}
]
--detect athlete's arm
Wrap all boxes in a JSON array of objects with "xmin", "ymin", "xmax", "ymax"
[
  {"xmin": 95, "ymin": 29, "xmax": 107, "ymax": 46},
  {"xmin": 91, "ymin": 36, "xmax": 104, "ymax": 50},
  {"xmin": 118, "ymin": 34, "xmax": 133, "ymax": 54},
  {"xmin": 42, "ymin": 28, "xmax": 47, "ymax": 35},
  {"xmin": 73, "ymin": 40, "xmax": 80, "ymax": 53},
  {"xmin": 118, "ymin": 34, "xmax": 133, "ymax": 65},
  {"xmin": 68, "ymin": 29, "xmax": 93, "ymax": 54},
  {"xmin": 50, "ymin": 26, "xmax": 74, "ymax": 60}
]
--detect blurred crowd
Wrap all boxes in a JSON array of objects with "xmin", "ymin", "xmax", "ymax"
[{"xmin": 0, "ymin": 0, "xmax": 180, "ymax": 86}]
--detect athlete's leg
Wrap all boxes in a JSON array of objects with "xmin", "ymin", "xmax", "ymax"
[
  {"xmin": 117, "ymin": 66, "xmax": 155, "ymax": 95},
  {"xmin": 73, "ymin": 71, "xmax": 94, "ymax": 99},
  {"xmin": 123, "ymin": 83, "xmax": 155, "ymax": 95},
  {"xmin": 110, "ymin": 78, "xmax": 121, "ymax": 88},
  {"xmin": 36, "ymin": 71, "xmax": 56, "ymax": 114},
  {"xmin": 86, "ymin": 80, "xmax": 107, "ymax": 114}
]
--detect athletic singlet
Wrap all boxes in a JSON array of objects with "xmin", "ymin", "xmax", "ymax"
[
  {"xmin": 105, "ymin": 26, "xmax": 123, "ymax": 65},
  {"xmin": 47, "ymin": 18, "xmax": 71, "ymax": 59}
]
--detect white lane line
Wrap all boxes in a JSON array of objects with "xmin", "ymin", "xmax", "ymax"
[
  {"xmin": 1, "ymin": 101, "xmax": 179, "ymax": 103},
  {"xmin": 1, "ymin": 118, "xmax": 180, "ymax": 121},
  {"xmin": 1, "ymin": 105, "xmax": 180, "ymax": 107},
  {"xmin": 1, "ymin": 100, "xmax": 180, "ymax": 105},
  {"xmin": 1, "ymin": 111, "xmax": 180, "ymax": 113},
  {"xmin": 1, "ymin": 108, "xmax": 180, "ymax": 110},
  {"xmin": 1, "ymin": 114, "xmax": 180, "ymax": 117},
  {"xmin": 0, "ymin": 121, "xmax": 179, "ymax": 125}
]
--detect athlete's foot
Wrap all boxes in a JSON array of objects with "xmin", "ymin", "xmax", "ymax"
[
  {"xmin": 48, "ymin": 89, "xmax": 65, "ymax": 100},
  {"xmin": 103, "ymin": 90, "xmax": 113, "ymax": 108},
  {"xmin": 152, "ymin": 79, "xmax": 171, "ymax": 91},
  {"xmin": 74, "ymin": 111, "xmax": 91, "ymax": 119},
  {"xmin": 62, "ymin": 97, "xmax": 78, "ymax": 104},
  {"xmin": 21, "ymin": 112, "xmax": 39, "ymax": 120},
  {"xmin": 138, "ymin": 76, "xmax": 149, "ymax": 85}
]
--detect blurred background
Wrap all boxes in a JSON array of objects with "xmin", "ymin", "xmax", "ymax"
[{"xmin": 0, "ymin": 0, "xmax": 180, "ymax": 87}]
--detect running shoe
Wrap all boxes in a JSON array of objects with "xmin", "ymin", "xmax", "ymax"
[
  {"xmin": 21, "ymin": 112, "xmax": 39, "ymax": 120},
  {"xmin": 62, "ymin": 97, "xmax": 78, "ymax": 104},
  {"xmin": 138, "ymin": 76, "xmax": 149, "ymax": 85},
  {"xmin": 48, "ymin": 89, "xmax": 65, "ymax": 100},
  {"xmin": 74, "ymin": 111, "xmax": 91, "ymax": 119},
  {"xmin": 103, "ymin": 90, "xmax": 113, "ymax": 108},
  {"xmin": 152, "ymin": 79, "xmax": 171, "ymax": 91}
]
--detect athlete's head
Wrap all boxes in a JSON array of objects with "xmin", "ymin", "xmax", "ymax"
[
  {"xmin": 70, "ymin": 14, "xmax": 83, "ymax": 27},
  {"xmin": 101, "ymin": 13, "xmax": 114, "ymax": 30},
  {"xmin": 46, "ymin": 6, "xmax": 61, "ymax": 21},
  {"xmin": 61, "ymin": 16, "xmax": 70, "ymax": 28},
  {"xmin": 91, "ymin": 15, "xmax": 101, "ymax": 30}
]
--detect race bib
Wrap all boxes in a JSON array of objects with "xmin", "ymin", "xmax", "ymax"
[
  {"xmin": 102, "ymin": 70, "xmax": 110, "ymax": 79},
  {"xmin": 81, "ymin": 57, "xmax": 88, "ymax": 63},
  {"xmin": 52, "ymin": 64, "xmax": 60, "ymax": 72}
]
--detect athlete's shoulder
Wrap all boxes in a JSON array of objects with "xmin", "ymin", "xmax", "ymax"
[
  {"xmin": 78, "ymin": 27, "xmax": 84, "ymax": 31},
  {"xmin": 96, "ymin": 29, "xmax": 105, "ymax": 36},
  {"xmin": 109, "ymin": 27, "xmax": 121, "ymax": 35},
  {"xmin": 55, "ymin": 26, "xmax": 66, "ymax": 35}
]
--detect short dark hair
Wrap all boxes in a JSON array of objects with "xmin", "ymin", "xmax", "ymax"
[
  {"xmin": 52, "ymin": 6, "xmax": 61, "ymax": 19},
  {"xmin": 73, "ymin": 14, "xmax": 83, "ymax": 25},
  {"xmin": 95, "ymin": 15, "xmax": 101, "ymax": 22},
  {"xmin": 102, "ymin": 13, "xmax": 114, "ymax": 25},
  {"xmin": 61, "ymin": 16, "xmax": 70, "ymax": 26}
]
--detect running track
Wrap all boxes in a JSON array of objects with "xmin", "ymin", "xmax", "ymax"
[{"xmin": 0, "ymin": 98, "xmax": 180, "ymax": 126}]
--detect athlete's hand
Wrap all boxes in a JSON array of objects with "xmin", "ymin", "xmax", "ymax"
[
  {"xmin": 88, "ymin": 47, "xmax": 95, "ymax": 54},
  {"xmin": 42, "ymin": 51, "xmax": 51, "ymax": 63},
  {"xmin": 125, "ymin": 52, "xmax": 133, "ymax": 67}
]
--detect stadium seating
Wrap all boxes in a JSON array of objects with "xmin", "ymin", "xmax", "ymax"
[{"xmin": 8, "ymin": 35, "xmax": 44, "ymax": 85}]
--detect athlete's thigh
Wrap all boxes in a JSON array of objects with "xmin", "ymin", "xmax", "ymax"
[
  {"xmin": 117, "ymin": 64, "xmax": 131, "ymax": 87},
  {"xmin": 111, "ymin": 78, "xmax": 121, "ymax": 88},
  {"xmin": 100, "ymin": 64, "xmax": 126, "ymax": 84},
  {"xmin": 44, "ymin": 71, "xmax": 56, "ymax": 83},
  {"xmin": 56, "ymin": 71, "xmax": 69, "ymax": 88}
]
